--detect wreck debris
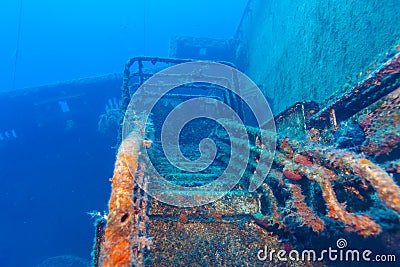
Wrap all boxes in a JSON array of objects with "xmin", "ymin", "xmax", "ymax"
[
  {"xmin": 359, "ymin": 87, "xmax": 400, "ymax": 156},
  {"xmin": 329, "ymin": 109, "xmax": 338, "ymax": 132},
  {"xmin": 308, "ymin": 46, "xmax": 400, "ymax": 128},
  {"xmin": 95, "ymin": 44, "xmax": 400, "ymax": 265},
  {"xmin": 92, "ymin": 217, "xmax": 106, "ymax": 267},
  {"xmin": 275, "ymin": 143, "xmax": 382, "ymax": 236},
  {"xmin": 253, "ymin": 183, "xmax": 284, "ymax": 230},
  {"xmin": 248, "ymin": 47, "xmax": 400, "ymax": 238},
  {"xmin": 214, "ymin": 103, "xmax": 398, "ymax": 237},
  {"xmin": 300, "ymin": 145, "xmax": 400, "ymax": 214},
  {"xmin": 286, "ymin": 183, "xmax": 325, "ymax": 233},
  {"xmin": 214, "ymin": 121, "xmax": 385, "ymax": 236}
]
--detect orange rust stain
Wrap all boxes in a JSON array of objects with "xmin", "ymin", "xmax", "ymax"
[
  {"xmin": 294, "ymin": 154, "xmax": 313, "ymax": 166},
  {"xmin": 360, "ymin": 159, "xmax": 371, "ymax": 165},
  {"xmin": 179, "ymin": 213, "xmax": 188, "ymax": 224},
  {"xmin": 109, "ymin": 240, "xmax": 131, "ymax": 263},
  {"xmin": 283, "ymin": 168, "xmax": 303, "ymax": 181},
  {"xmin": 213, "ymin": 212, "xmax": 223, "ymax": 221},
  {"xmin": 281, "ymin": 137, "xmax": 294, "ymax": 157}
]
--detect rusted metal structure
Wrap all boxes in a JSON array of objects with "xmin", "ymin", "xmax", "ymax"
[{"xmin": 95, "ymin": 43, "xmax": 400, "ymax": 266}]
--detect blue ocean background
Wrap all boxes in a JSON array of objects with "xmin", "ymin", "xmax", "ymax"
[{"xmin": 0, "ymin": 1, "xmax": 247, "ymax": 266}]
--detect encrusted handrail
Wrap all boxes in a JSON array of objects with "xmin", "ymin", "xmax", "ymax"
[{"xmin": 101, "ymin": 127, "xmax": 152, "ymax": 267}]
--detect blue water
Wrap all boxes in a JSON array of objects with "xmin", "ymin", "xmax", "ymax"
[
  {"xmin": 0, "ymin": 0, "xmax": 246, "ymax": 91},
  {"xmin": 0, "ymin": 1, "xmax": 247, "ymax": 266}
]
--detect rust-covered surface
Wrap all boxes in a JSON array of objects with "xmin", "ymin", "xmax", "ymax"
[{"xmin": 146, "ymin": 221, "xmax": 319, "ymax": 267}]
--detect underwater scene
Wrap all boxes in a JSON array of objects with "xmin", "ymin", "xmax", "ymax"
[{"xmin": 1, "ymin": 0, "xmax": 400, "ymax": 266}]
